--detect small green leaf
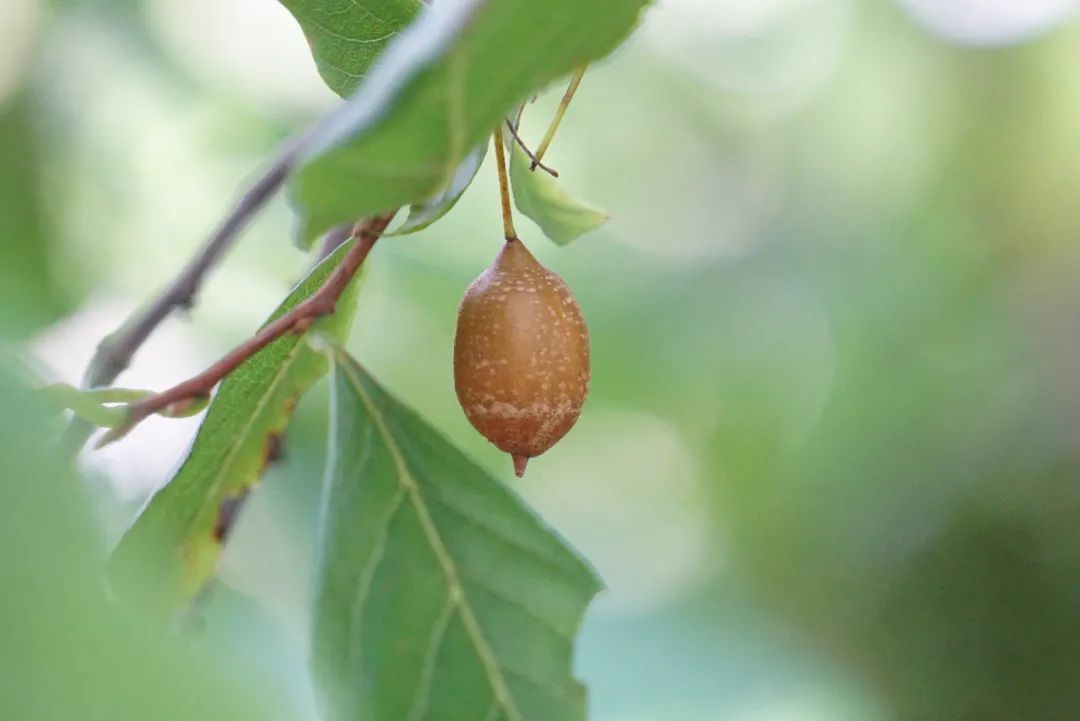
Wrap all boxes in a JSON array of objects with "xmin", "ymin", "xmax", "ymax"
[
  {"xmin": 41, "ymin": 384, "xmax": 132, "ymax": 427},
  {"xmin": 284, "ymin": 0, "xmax": 650, "ymax": 245},
  {"xmin": 314, "ymin": 350, "xmax": 602, "ymax": 721},
  {"xmin": 109, "ymin": 240, "xmax": 366, "ymax": 614},
  {"xmin": 0, "ymin": 369, "xmax": 293, "ymax": 721},
  {"xmin": 388, "ymin": 142, "xmax": 487, "ymax": 236},
  {"xmin": 42, "ymin": 384, "xmax": 207, "ymax": 427},
  {"xmin": 508, "ymin": 141, "xmax": 608, "ymax": 245}
]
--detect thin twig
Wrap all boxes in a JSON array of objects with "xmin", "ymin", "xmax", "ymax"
[
  {"xmin": 492, "ymin": 127, "xmax": 518, "ymax": 242},
  {"xmin": 62, "ymin": 0, "xmax": 488, "ymax": 458},
  {"xmin": 96, "ymin": 211, "xmax": 397, "ymax": 447},
  {"xmin": 60, "ymin": 148, "xmax": 303, "ymax": 458},
  {"xmin": 532, "ymin": 65, "xmax": 586, "ymax": 170},
  {"xmin": 84, "ymin": 154, "xmax": 300, "ymax": 390},
  {"xmin": 503, "ymin": 119, "xmax": 559, "ymax": 177}
]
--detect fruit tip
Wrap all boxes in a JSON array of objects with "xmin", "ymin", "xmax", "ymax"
[{"xmin": 512, "ymin": 453, "xmax": 529, "ymax": 477}]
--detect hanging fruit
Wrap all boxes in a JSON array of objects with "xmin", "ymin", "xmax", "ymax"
[{"xmin": 454, "ymin": 237, "xmax": 590, "ymax": 477}]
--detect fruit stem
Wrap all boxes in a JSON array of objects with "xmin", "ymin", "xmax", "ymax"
[
  {"xmin": 492, "ymin": 126, "xmax": 518, "ymax": 242},
  {"xmin": 531, "ymin": 64, "xmax": 586, "ymax": 170}
]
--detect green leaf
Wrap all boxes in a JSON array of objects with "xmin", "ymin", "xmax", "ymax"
[
  {"xmin": 276, "ymin": 0, "xmax": 421, "ymax": 97},
  {"xmin": 314, "ymin": 350, "xmax": 602, "ymax": 721},
  {"xmin": 389, "ymin": 142, "xmax": 487, "ymax": 236},
  {"xmin": 41, "ymin": 383, "xmax": 132, "ymax": 427},
  {"xmin": 0, "ymin": 367, "xmax": 293, "ymax": 721},
  {"xmin": 508, "ymin": 141, "xmax": 608, "ymax": 245},
  {"xmin": 284, "ymin": 0, "xmax": 649, "ymax": 245},
  {"xmin": 109, "ymin": 240, "xmax": 366, "ymax": 614},
  {"xmin": 0, "ymin": 94, "xmax": 71, "ymax": 338},
  {"xmin": 42, "ymin": 384, "xmax": 208, "ymax": 427}
]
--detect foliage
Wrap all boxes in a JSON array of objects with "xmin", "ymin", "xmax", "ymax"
[
  {"xmin": 507, "ymin": 142, "xmax": 608, "ymax": 245},
  {"xmin": 15, "ymin": 2, "xmax": 1080, "ymax": 721},
  {"xmin": 314, "ymin": 351, "xmax": 601, "ymax": 721},
  {"xmin": 109, "ymin": 239, "xmax": 364, "ymax": 613},
  {"xmin": 389, "ymin": 142, "xmax": 488, "ymax": 236},
  {"xmin": 31, "ymin": 2, "xmax": 650, "ymax": 721},
  {"xmin": 280, "ymin": 0, "xmax": 647, "ymax": 244},
  {"xmin": 0, "ymin": 367, "xmax": 294, "ymax": 721}
]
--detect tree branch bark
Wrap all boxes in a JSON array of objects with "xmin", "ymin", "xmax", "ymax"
[
  {"xmin": 95, "ymin": 211, "xmax": 397, "ymax": 447},
  {"xmin": 84, "ymin": 154, "xmax": 301, "ymax": 390},
  {"xmin": 61, "ymin": 148, "xmax": 304, "ymax": 458}
]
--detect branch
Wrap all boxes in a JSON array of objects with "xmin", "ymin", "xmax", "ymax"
[
  {"xmin": 316, "ymin": 221, "xmax": 358, "ymax": 263},
  {"xmin": 62, "ymin": 0, "xmax": 490, "ymax": 458},
  {"xmin": 84, "ymin": 154, "xmax": 300, "ymax": 390},
  {"xmin": 96, "ymin": 211, "xmax": 397, "ymax": 447},
  {"xmin": 61, "ymin": 147, "xmax": 303, "ymax": 458},
  {"xmin": 63, "ymin": 0, "xmax": 489, "ymax": 457}
]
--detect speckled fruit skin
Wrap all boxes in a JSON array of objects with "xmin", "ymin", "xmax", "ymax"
[{"xmin": 454, "ymin": 238, "xmax": 590, "ymax": 477}]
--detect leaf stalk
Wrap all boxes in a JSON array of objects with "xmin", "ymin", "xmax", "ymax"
[{"xmin": 531, "ymin": 65, "xmax": 586, "ymax": 170}]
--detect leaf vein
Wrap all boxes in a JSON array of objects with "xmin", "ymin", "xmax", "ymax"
[
  {"xmin": 406, "ymin": 595, "xmax": 456, "ymax": 721},
  {"xmin": 346, "ymin": 440, "xmax": 406, "ymax": 673},
  {"xmin": 424, "ymin": 488, "xmax": 588, "ymax": 586},
  {"xmin": 340, "ymin": 359, "xmax": 526, "ymax": 721},
  {"xmin": 459, "ymin": 569, "xmax": 574, "ymax": 643},
  {"xmin": 301, "ymin": 11, "xmax": 397, "ymax": 46}
]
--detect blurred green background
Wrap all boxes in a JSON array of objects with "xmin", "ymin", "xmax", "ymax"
[{"xmin": 4, "ymin": 0, "xmax": 1080, "ymax": 719}]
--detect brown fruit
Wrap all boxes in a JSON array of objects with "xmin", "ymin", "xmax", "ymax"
[{"xmin": 454, "ymin": 238, "xmax": 590, "ymax": 477}]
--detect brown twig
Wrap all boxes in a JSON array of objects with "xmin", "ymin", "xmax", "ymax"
[
  {"xmin": 96, "ymin": 211, "xmax": 397, "ymax": 447},
  {"xmin": 503, "ymin": 119, "xmax": 559, "ymax": 177},
  {"xmin": 84, "ymin": 156, "xmax": 300, "ymax": 390},
  {"xmin": 60, "ymin": 149, "xmax": 303, "ymax": 458},
  {"xmin": 62, "ymin": 0, "xmax": 488, "ymax": 459}
]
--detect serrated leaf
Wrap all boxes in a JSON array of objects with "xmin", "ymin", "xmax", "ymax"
[
  {"xmin": 314, "ymin": 351, "xmax": 602, "ymax": 721},
  {"xmin": 389, "ymin": 142, "xmax": 487, "ymax": 236},
  {"xmin": 277, "ymin": 0, "xmax": 420, "ymax": 97},
  {"xmin": 109, "ymin": 241, "xmax": 366, "ymax": 614},
  {"xmin": 508, "ymin": 141, "xmax": 608, "ymax": 245},
  {"xmin": 283, "ymin": 0, "xmax": 650, "ymax": 245}
]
